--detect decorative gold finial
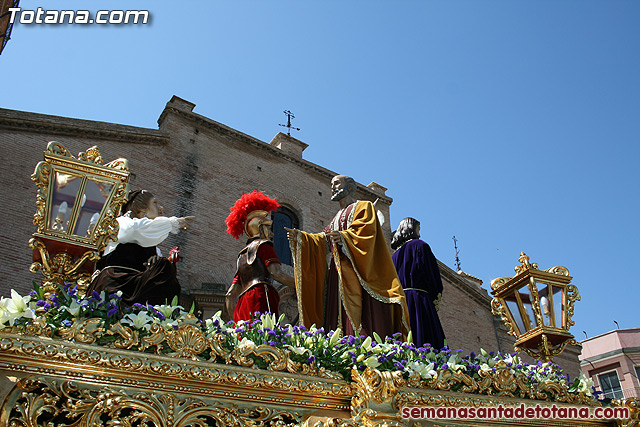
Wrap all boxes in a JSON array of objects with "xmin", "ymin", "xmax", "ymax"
[
  {"xmin": 515, "ymin": 252, "xmax": 538, "ymax": 274},
  {"xmin": 78, "ymin": 146, "xmax": 103, "ymax": 164}
]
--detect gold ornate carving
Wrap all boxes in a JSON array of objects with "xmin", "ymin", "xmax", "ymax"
[
  {"xmin": 31, "ymin": 161, "xmax": 51, "ymax": 230},
  {"xmin": 491, "ymin": 298, "xmax": 518, "ymax": 338},
  {"xmin": 517, "ymin": 335, "xmax": 579, "ymax": 362},
  {"xmin": 352, "ymin": 367, "xmax": 404, "ymax": 408},
  {"xmin": 167, "ymin": 324, "xmax": 209, "ymax": 360},
  {"xmin": 546, "ymin": 265, "xmax": 570, "ymax": 276},
  {"xmin": 514, "ymin": 252, "xmax": 539, "ymax": 274},
  {"xmin": 29, "ymin": 237, "xmax": 100, "ymax": 295},
  {"xmin": 58, "ymin": 317, "xmax": 105, "ymax": 344},
  {"xmin": 613, "ymin": 397, "xmax": 639, "ymax": 427},
  {"xmin": 4, "ymin": 377, "xmax": 302, "ymax": 426},
  {"xmin": 0, "ymin": 332, "xmax": 353, "ymax": 404},
  {"xmin": 490, "ymin": 276, "xmax": 511, "ymax": 291},
  {"xmin": 29, "ymin": 141, "xmax": 130, "ymax": 295},
  {"xmin": 565, "ymin": 284, "xmax": 581, "ymax": 328},
  {"xmin": 77, "ymin": 145, "xmax": 103, "ymax": 163}
]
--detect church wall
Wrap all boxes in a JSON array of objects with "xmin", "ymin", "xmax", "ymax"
[{"xmin": 437, "ymin": 264, "xmax": 502, "ymax": 353}]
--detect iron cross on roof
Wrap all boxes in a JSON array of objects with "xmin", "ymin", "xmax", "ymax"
[{"xmin": 279, "ymin": 110, "xmax": 300, "ymax": 136}]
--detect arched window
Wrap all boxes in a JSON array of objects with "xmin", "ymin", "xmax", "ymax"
[{"xmin": 271, "ymin": 206, "xmax": 299, "ymax": 266}]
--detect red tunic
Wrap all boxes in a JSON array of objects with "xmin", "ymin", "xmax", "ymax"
[{"xmin": 233, "ymin": 243, "xmax": 281, "ymax": 322}]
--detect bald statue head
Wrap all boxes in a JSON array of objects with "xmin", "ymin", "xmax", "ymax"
[{"xmin": 330, "ymin": 175, "xmax": 357, "ymax": 202}]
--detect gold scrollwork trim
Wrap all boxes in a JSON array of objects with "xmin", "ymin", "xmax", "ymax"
[
  {"xmin": 612, "ymin": 397, "xmax": 639, "ymax": 427},
  {"xmin": 0, "ymin": 331, "xmax": 353, "ymax": 405},
  {"xmin": 565, "ymin": 284, "xmax": 581, "ymax": 328},
  {"xmin": 4, "ymin": 377, "xmax": 302, "ymax": 427}
]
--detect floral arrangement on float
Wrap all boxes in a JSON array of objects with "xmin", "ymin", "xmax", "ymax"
[{"xmin": 0, "ymin": 283, "xmax": 599, "ymax": 405}]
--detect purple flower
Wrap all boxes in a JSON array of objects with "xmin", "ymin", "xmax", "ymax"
[
  {"xmin": 61, "ymin": 319, "xmax": 73, "ymax": 327},
  {"xmin": 306, "ymin": 355, "xmax": 316, "ymax": 364},
  {"xmin": 36, "ymin": 300, "xmax": 47, "ymax": 307},
  {"xmin": 49, "ymin": 295, "xmax": 60, "ymax": 306},
  {"xmin": 107, "ymin": 308, "xmax": 118, "ymax": 317},
  {"xmin": 29, "ymin": 290, "xmax": 37, "ymax": 298}
]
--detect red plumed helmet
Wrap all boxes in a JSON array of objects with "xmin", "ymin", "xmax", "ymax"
[{"xmin": 225, "ymin": 191, "xmax": 281, "ymax": 239}]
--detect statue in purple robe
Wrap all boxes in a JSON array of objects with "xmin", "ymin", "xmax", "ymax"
[{"xmin": 391, "ymin": 217, "xmax": 446, "ymax": 349}]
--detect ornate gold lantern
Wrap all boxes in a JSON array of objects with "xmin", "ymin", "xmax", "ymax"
[
  {"xmin": 29, "ymin": 142, "xmax": 129, "ymax": 296},
  {"xmin": 491, "ymin": 252, "xmax": 580, "ymax": 361}
]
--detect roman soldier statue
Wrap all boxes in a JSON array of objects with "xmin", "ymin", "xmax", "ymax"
[{"xmin": 224, "ymin": 191, "xmax": 294, "ymax": 321}]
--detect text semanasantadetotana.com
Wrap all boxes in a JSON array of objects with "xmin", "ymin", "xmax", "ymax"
[{"xmin": 401, "ymin": 404, "xmax": 629, "ymax": 420}]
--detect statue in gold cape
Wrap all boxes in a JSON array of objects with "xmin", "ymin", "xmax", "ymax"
[{"xmin": 287, "ymin": 175, "xmax": 410, "ymax": 339}]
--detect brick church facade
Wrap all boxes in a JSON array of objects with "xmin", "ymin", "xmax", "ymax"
[{"xmin": 0, "ymin": 96, "xmax": 581, "ymax": 377}]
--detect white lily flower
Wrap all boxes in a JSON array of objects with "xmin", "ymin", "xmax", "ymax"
[
  {"xmin": 479, "ymin": 363, "xmax": 492, "ymax": 372},
  {"xmin": 153, "ymin": 304, "xmax": 178, "ymax": 319},
  {"xmin": 329, "ymin": 328, "xmax": 342, "ymax": 346},
  {"xmin": 576, "ymin": 373, "xmax": 594, "ymax": 394},
  {"xmin": 406, "ymin": 361, "xmax": 437, "ymax": 379},
  {"xmin": 447, "ymin": 354, "xmax": 465, "ymax": 372},
  {"xmin": 286, "ymin": 345, "xmax": 308, "ymax": 355},
  {"xmin": 238, "ymin": 337, "xmax": 256, "ymax": 350},
  {"xmin": 121, "ymin": 312, "xmax": 153, "ymax": 331},
  {"xmin": 65, "ymin": 299, "xmax": 82, "ymax": 316},
  {"xmin": 363, "ymin": 355, "xmax": 382, "ymax": 369},
  {"xmin": 2, "ymin": 290, "xmax": 35, "ymax": 326},
  {"xmin": 158, "ymin": 318, "xmax": 179, "ymax": 330},
  {"xmin": 362, "ymin": 336, "xmax": 372, "ymax": 351},
  {"xmin": 372, "ymin": 332, "xmax": 383, "ymax": 345},
  {"xmin": 261, "ymin": 312, "xmax": 276, "ymax": 330},
  {"xmin": 205, "ymin": 310, "xmax": 230, "ymax": 333},
  {"xmin": 406, "ymin": 330, "xmax": 413, "ymax": 344}
]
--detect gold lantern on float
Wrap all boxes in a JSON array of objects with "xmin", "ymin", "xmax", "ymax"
[
  {"xmin": 491, "ymin": 252, "xmax": 581, "ymax": 361},
  {"xmin": 29, "ymin": 142, "xmax": 129, "ymax": 296}
]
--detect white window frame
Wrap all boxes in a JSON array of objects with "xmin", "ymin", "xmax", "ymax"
[{"xmin": 597, "ymin": 369, "xmax": 624, "ymax": 399}]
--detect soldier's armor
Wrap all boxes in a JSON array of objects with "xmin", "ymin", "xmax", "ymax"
[{"xmin": 236, "ymin": 239, "xmax": 273, "ymax": 297}]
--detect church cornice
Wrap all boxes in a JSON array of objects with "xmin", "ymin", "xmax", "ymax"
[
  {"xmin": 159, "ymin": 105, "xmax": 393, "ymax": 206},
  {"xmin": 438, "ymin": 261, "xmax": 493, "ymax": 307},
  {"xmin": 0, "ymin": 108, "xmax": 169, "ymax": 145}
]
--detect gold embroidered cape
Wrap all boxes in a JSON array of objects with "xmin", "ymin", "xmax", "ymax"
[{"xmin": 291, "ymin": 200, "xmax": 410, "ymax": 339}]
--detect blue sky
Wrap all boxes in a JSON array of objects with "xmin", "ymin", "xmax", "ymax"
[{"xmin": 4, "ymin": 1, "xmax": 639, "ymax": 340}]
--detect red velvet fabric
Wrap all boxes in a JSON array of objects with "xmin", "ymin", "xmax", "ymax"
[{"xmin": 233, "ymin": 284, "xmax": 280, "ymax": 322}]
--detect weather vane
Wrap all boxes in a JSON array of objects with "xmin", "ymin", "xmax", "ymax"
[
  {"xmin": 279, "ymin": 110, "xmax": 300, "ymax": 136},
  {"xmin": 453, "ymin": 235, "xmax": 462, "ymax": 271}
]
